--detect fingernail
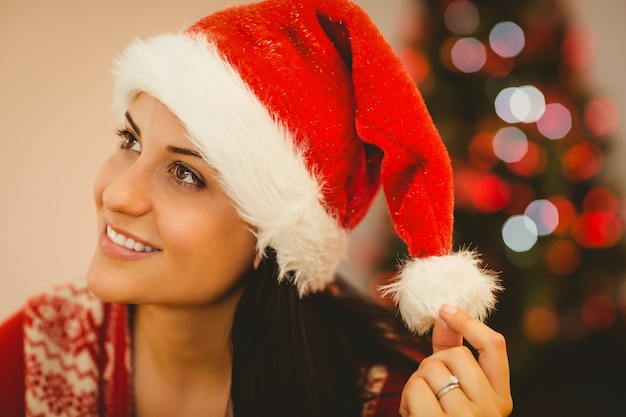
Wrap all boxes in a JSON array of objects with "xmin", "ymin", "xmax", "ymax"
[{"xmin": 441, "ymin": 303, "xmax": 458, "ymax": 315}]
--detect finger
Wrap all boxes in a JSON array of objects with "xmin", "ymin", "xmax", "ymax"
[
  {"xmin": 399, "ymin": 374, "xmax": 444, "ymax": 417},
  {"xmin": 412, "ymin": 356, "xmax": 469, "ymax": 415},
  {"xmin": 432, "ymin": 315, "xmax": 463, "ymax": 353},
  {"xmin": 427, "ymin": 345, "xmax": 496, "ymax": 407},
  {"xmin": 439, "ymin": 304, "xmax": 511, "ymax": 399}
]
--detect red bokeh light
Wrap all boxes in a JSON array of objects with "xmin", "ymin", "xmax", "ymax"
[
  {"xmin": 571, "ymin": 212, "xmax": 623, "ymax": 248},
  {"xmin": 561, "ymin": 142, "xmax": 603, "ymax": 181},
  {"xmin": 545, "ymin": 239, "xmax": 581, "ymax": 275},
  {"xmin": 561, "ymin": 28, "xmax": 594, "ymax": 70},
  {"xmin": 468, "ymin": 132, "xmax": 499, "ymax": 168},
  {"xmin": 583, "ymin": 98, "xmax": 620, "ymax": 137},
  {"xmin": 507, "ymin": 141, "xmax": 547, "ymax": 177},
  {"xmin": 524, "ymin": 307, "xmax": 559, "ymax": 343},
  {"xmin": 439, "ymin": 37, "xmax": 460, "ymax": 72},
  {"xmin": 452, "ymin": 164, "xmax": 483, "ymax": 210},
  {"xmin": 582, "ymin": 294, "xmax": 617, "ymax": 330},
  {"xmin": 548, "ymin": 195, "xmax": 576, "ymax": 235},
  {"xmin": 582, "ymin": 186, "xmax": 619, "ymax": 213},
  {"xmin": 471, "ymin": 175, "xmax": 511, "ymax": 213}
]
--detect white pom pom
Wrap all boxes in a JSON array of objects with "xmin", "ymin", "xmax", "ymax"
[{"xmin": 380, "ymin": 250, "xmax": 501, "ymax": 335}]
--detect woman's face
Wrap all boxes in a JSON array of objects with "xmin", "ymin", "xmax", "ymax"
[{"xmin": 87, "ymin": 93, "xmax": 257, "ymax": 306}]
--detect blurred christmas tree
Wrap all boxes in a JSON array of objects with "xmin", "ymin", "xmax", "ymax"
[{"xmin": 375, "ymin": 0, "xmax": 626, "ymax": 414}]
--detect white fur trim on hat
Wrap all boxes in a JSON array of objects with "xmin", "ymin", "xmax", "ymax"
[
  {"xmin": 112, "ymin": 33, "xmax": 348, "ymax": 295},
  {"xmin": 381, "ymin": 250, "xmax": 501, "ymax": 335}
]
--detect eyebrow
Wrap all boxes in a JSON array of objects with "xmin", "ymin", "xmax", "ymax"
[
  {"xmin": 167, "ymin": 146, "xmax": 203, "ymax": 158},
  {"xmin": 125, "ymin": 111, "xmax": 202, "ymax": 158},
  {"xmin": 125, "ymin": 111, "xmax": 141, "ymax": 135}
]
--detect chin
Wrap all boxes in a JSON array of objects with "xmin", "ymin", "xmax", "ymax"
[{"xmin": 86, "ymin": 257, "xmax": 133, "ymax": 304}]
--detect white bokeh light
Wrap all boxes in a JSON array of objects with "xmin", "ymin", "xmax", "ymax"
[
  {"xmin": 510, "ymin": 85, "xmax": 545, "ymax": 123},
  {"xmin": 451, "ymin": 37, "xmax": 487, "ymax": 73},
  {"xmin": 495, "ymin": 85, "xmax": 545, "ymax": 123},
  {"xmin": 494, "ymin": 87, "xmax": 519, "ymax": 123},
  {"xmin": 492, "ymin": 127, "xmax": 528, "ymax": 162},
  {"xmin": 524, "ymin": 199, "xmax": 559, "ymax": 236},
  {"xmin": 489, "ymin": 21, "xmax": 525, "ymax": 58},
  {"xmin": 502, "ymin": 215, "xmax": 538, "ymax": 252}
]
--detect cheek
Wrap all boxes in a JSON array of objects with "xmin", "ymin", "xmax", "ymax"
[
  {"xmin": 217, "ymin": 219, "xmax": 257, "ymax": 275},
  {"xmin": 169, "ymin": 211, "xmax": 256, "ymax": 277}
]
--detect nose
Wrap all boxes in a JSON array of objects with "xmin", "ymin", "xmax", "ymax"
[{"xmin": 100, "ymin": 157, "xmax": 153, "ymax": 217}]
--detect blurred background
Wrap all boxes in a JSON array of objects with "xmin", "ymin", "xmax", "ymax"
[{"xmin": 1, "ymin": 0, "xmax": 625, "ymax": 415}]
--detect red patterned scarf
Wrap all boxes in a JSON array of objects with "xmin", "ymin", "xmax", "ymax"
[{"xmin": 23, "ymin": 283, "xmax": 130, "ymax": 416}]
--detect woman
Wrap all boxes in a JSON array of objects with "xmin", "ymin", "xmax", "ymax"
[{"xmin": 0, "ymin": 0, "xmax": 512, "ymax": 416}]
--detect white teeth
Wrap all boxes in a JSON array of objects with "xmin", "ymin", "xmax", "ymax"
[{"xmin": 107, "ymin": 225, "xmax": 157, "ymax": 253}]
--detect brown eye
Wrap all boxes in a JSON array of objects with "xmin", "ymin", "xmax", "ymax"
[
  {"xmin": 174, "ymin": 164, "xmax": 195, "ymax": 184},
  {"xmin": 116, "ymin": 128, "xmax": 141, "ymax": 152},
  {"xmin": 169, "ymin": 161, "xmax": 205, "ymax": 189}
]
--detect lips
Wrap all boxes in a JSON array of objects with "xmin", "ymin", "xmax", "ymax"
[{"xmin": 106, "ymin": 225, "xmax": 159, "ymax": 253}]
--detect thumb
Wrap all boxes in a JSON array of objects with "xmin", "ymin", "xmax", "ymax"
[{"xmin": 432, "ymin": 304, "xmax": 463, "ymax": 353}]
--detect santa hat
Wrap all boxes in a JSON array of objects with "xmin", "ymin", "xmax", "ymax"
[{"xmin": 111, "ymin": 0, "xmax": 500, "ymax": 335}]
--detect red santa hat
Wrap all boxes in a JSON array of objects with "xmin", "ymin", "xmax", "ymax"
[{"xmin": 111, "ymin": 0, "xmax": 500, "ymax": 334}]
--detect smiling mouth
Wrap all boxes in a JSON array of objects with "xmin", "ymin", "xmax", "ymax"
[{"xmin": 106, "ymin": 225, "xmax": 159, "ymax": 253}]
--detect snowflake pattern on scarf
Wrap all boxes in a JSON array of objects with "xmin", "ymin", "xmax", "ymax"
[{"xmin": 24, "ymin": 283, "xmax": 105, "ymax": 416}]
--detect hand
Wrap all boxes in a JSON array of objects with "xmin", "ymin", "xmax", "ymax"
[{"xmin": 399, "ymin": 304, "xmax": 513, "ymax": 416}]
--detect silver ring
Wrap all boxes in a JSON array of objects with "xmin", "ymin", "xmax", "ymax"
[{"xmin": 435, "ymin": 375, "xmax": 461, "ymax": 400}]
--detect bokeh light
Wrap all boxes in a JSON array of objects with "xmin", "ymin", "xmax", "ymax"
[
  {"xmin": 524, "ymin": 199, "xmax": 558, "ymax": 235},
  {"xmin": 444, "ymin": 0, "xmax": 480, "ymax": 35},
  {"xmin": 489, "ymin": 21, "xmax": 525, "ymax": 58},
  {"xmin": 450, "ymin": 37, "xmax": 486, "ymax": 73},
  {"xmin": 492, "ymin": 127, "xmax": 527, "ymax": 163},
  {"xmin": 545, "ymin": 239, "xmax": 581, "ymax": 275},
  {"xmin": 571, "ymin": 212, "xmax": 623, "ymax": 248},
  {"xmin": 494, "ymin": 87, "xmax": 518, "ymax": 123},
  {"xmin": 511, "ymin": 86, "xmax": 545, "ymax": 123},
  {"xmin": 495, "ymin": 85, "xmax": 546, "ymax": 123},
  {"xmin": 439, "ymin": 37, "xmax": 459, "ymax": 71},
  {"xmin": 537, "ymin": 103, "xmax": 572, "ymax": 139},
  {"xmin": 582, "ymin": 98, "xmax": 620, "ymax": 137},
  {"xmin": 451, "ymin": 164, "xmax": 480, "ymax": 209},
  {"xmin": 582, "ymin": 294, "xmax": 617, "ymax": 330},
  {"xmin": 583, "ymin": 186, "xmax": 619, "ymax": 213},
  {"xmin": 524, "ymin": 306, "xmax": 558, "ymax": 343},
  {"xmin": 502, "ymin": 215, "xmax": 537, "ymax": 252},
  {"xmin": 562, "ymin": 28, "xmax": 594, "ymax": 70},
  {"xmin": 507, "ymin": 141, "xmax": 547, "ymax": 177},
  {"xmin": 548, "ymin": 195, "xmax": 576, "ymax": 234},
  {"xmin": 561, "ymin": 142, "xmax": 603, "ymax": 181},
  {"xmin": 471, "ymin": 174, "xmax": 511, "ymax": 212},
  {"xmin": 469, "ymin": 132, "xmax": 499, "ymax": 168}
]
